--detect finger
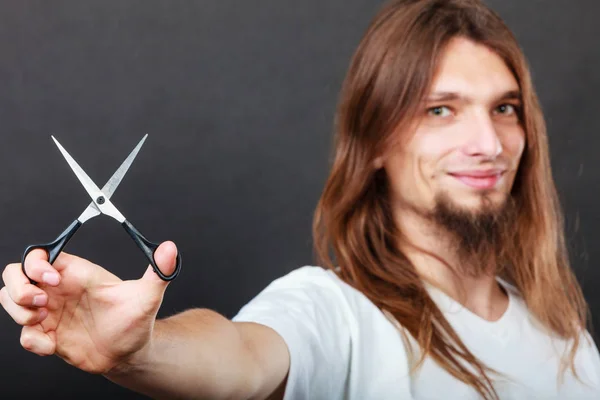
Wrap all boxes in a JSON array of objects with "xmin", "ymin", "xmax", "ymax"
[
  {"xmin": 141, "ymin": 241, "xmax": 178, "ymax": 286},
  {"xmin": 23, "ymin": 248, "xmax": 61, "ymax": 286},
  {"xmin": 2, "ymin": 264, "xmax": 49, "ymax": 307},
  {"xmin": 136, "ymin": 242, "xmax": 177, "ymax": 314},
  {"xmin": 20, "ymin": 324, "xmax": 56, "ymax": 356},
  {"xmin": 0, "ymin": 287, "xmax": 48, "ymax": 326},
  {"xmin": 51, "ymin": 251, "xmax": 81, "ymax": 272}
]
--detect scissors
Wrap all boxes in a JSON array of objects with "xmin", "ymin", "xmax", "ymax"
[{"xmin": 21, "ymin": 135, "xmax": 182, "ymax": 283}]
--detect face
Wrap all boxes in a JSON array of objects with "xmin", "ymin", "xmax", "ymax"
[{"xmin": 383, "ymin": 37, "xmax": 526, "ymax": 218}]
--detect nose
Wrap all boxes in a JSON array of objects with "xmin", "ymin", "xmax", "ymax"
[{"xmin": 462, "ymin": 111, "xmax": 502, "ymax": 158}]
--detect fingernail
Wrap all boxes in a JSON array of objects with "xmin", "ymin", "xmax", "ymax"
[
  {"xmin": 33, "ymin": 295, "xmax": 47, "ymax": 307},
  {"xmin": 39, "ymin": 309, "xmax": 48, "ymax": 320},
  {"xmin": 42, "ymin": 272, "xmax": 60, "ymax": 286}
]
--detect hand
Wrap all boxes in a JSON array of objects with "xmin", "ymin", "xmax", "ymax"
[{"xmin": 0, "ymin": 241, "xmax": 178, "ymax": 374}]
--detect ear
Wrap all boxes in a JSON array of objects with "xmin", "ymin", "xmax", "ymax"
[{"xmin": 373, "ymin": 157, "xmax": 383, "ymax": 169}]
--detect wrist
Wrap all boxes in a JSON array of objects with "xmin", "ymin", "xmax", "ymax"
[{"xmin": 103, "ymin": 325, "xmax": 157, "ymax": 380}]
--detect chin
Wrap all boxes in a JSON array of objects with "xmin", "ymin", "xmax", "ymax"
[{"xmin": 442, "ymin": 191, "xmax": 509, "ymax": 214}]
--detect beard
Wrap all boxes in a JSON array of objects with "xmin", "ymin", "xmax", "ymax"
[{"xmin": 426, "ymin": 191, "xmax": 518, "ymax": 278}]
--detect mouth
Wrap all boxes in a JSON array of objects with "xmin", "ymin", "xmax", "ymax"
[{"xmin": 448, "ymin": 170, "xmax": 506, "ymax": 190}]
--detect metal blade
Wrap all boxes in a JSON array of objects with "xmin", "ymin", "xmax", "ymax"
[
  {"xmin": 75, "ymin": 134, "xmax": 148, "ymax": 223},
  {"xmin": 77, "ymin": 202, "xmax": 101, "ymax": 224},
  {"xmin": 75, "ymin": 134, "xmax": 147, "ymax": 223},
  {"xmin": 52, "ymin": 136, "xmax": 126, "ymax": 223},
  {"xmin": 102, "ymin": 134, "xmax": 147, "ymax": 199}
]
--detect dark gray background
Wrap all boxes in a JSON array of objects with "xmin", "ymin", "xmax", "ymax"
[{"xmin": 0, "ymin": 1, "xmax": 597, "ymax": 398}]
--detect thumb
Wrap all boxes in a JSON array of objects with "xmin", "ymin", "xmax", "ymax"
[{"xmin": 140, "ymin": 241, "xmax": 179, "ymax": 289}]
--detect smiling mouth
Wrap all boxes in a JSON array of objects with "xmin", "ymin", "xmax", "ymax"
[{"xmin": 448, "ymin": 171, "xmax": 505, "ymax": 190}]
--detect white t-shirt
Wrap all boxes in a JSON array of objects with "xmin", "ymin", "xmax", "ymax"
[{"xmin": 232, "ymin": 266, "xmax": 600, "ymax": 399}]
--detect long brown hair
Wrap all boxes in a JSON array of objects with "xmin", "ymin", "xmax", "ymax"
[{"xmin": 313, "ymin": 0, "xmax": 590, "ymax": 399}]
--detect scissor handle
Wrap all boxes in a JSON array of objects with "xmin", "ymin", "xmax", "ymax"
[
  {"xmin": 121, "ymin": 220, "xmax": 181, "ymax": 281},
  {"xmin": 21, "ymin": 219, "xmax": 83, "ymax": 284}
]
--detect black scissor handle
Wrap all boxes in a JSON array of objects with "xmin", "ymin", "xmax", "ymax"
[
  {"xmin": 121, "ymin": 220, "xmax": 182, "ymax": 281},
  {"xmin": 21, "ymin": 219, "xmax": 83, "ymax": 284}
]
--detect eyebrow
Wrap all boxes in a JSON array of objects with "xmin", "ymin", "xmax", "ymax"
[{"xmin": 424, "ymin": 90, "xmax": 522, "ymax": 104}]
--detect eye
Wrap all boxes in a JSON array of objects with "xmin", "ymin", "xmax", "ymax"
[
  {"xmin": 427, "ymin": 106, "xmax": 452, "ymax": 117},
  {"xmin": 494, "ymin": 103, "xmax": 519, "ymax": 116}
]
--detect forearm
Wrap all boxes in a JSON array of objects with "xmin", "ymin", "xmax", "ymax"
[{"xmin": 104, "ymin": 308, "xmax": 261, "ymax": 400}]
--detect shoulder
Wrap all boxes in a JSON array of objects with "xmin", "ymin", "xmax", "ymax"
[
  {"xmin": 268, "ymin": 265, "xmax": 344, "ymax": 287},
  {"xmin": 263, "ymin": 266, "xmax": 386, "ymax": 317},
  {"xmin": 234, "ymin": 266, "xmax": 350, "ymax": 318},
  {"xmin": 232, "ymin": 266, "xmax": 363, "ymax": 399},
  {"xmin": 234, "ymin": 265, "xmax": 406, "ymax": 338},
  {"xmin": 254, "ymin": 265, "xmax": 356, "ymax": 300},
  {"xmin": 249, "ymin": 265, "xmax": 413, "ymax": 356},
  {"xmin": 238, "ymin": 265, "xmax": 371, "ymax": 319},
  {"xmin": 234, "ymin": 266, "xmax": 414, "ymax": 399},
  {"xmin": 270, "ymin": 265, "xmax": 340, "ymax": 285}
]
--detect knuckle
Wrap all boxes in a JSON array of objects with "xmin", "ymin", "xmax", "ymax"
[
  {"xmin": 20, "ymin": 331, "xmax": 34, "ymax": 351},
  {"xmin": 1, "ymin": 264, "xmax": 13, "ymax": 284},
  {"xmin": 10, "ymin": 286, "xmax": 27, "ymax": 305},
  {"xmin": 13, "ymin": 310, "xmax": 35, "ymax": 326},
  {"xmin": 3, "ymin": 263, "xmax": 22, "ymax": 283},
  {"xmin": 54, "ymin": 252, "xmax": 74, "ymax": 270}
]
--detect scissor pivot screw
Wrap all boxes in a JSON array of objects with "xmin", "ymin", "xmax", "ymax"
[{"xmin": 97, "ymin": 196, "xmax": 105, "ymax": 205}]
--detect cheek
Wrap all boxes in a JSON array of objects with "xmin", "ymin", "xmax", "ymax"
[
  {"xmin": 411, "ymin": 130, "xmax": 456, "ymax": 182},
  {"xmin": 384, "ymin": 135, "xmax": 448, "ymax": 205},
  {"xmin": 385, "ymin": 152, "xmax": 414, "ymax": 193},
  {"xmin": 501, "ymin": 126, "xmax": 526, "ymax": 161}
]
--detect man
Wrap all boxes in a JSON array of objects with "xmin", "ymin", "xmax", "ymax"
[{"xmin": 1, "ymin": 0, "xmax": 599, "ymax": 399}]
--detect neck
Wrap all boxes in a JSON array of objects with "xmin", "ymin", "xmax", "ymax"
[{"xmin": 395, "ymin": 207, "xmax": 509, "ymax": 321}]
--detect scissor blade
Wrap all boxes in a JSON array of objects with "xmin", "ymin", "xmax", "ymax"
[
  {"xmin": 75, "ymin": 135, "xmax": 147, "ymax": 224},
  {"xmin": 52, "ymin": 136, "xmax": 126, "ymax": 223},
  {"xmin": 77, "ymin": 202, "xmax": 101, "ymax": 223},
  {"xmin": 102, "ymin": 134, "xmax": 147, "ymax": 199},
  {"xmin": 52, "ymin": 136, "xmax": 104, "ymax": 195}
]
